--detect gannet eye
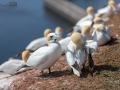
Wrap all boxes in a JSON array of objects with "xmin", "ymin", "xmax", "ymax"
[{"xmin": 50, "ymin": 36, "xmax": 53, "ymax": 39}]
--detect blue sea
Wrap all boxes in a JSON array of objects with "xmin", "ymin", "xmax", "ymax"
[{"xmin": 0, "ymin": 0, "xmax": 120, "ymax": 64}]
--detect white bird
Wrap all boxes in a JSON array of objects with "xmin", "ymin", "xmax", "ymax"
[
  {"xmin": 25, "ymin": 29, "xmax": 52, "ymax": 52},
  {"xmin": 17, "ymin": 33, "xmax": 62, "ymax": 74},
  {"xmin": 0, "ymin": 50, "xmax": 30, "ymax": 75},
  {"xmin": 92, "ymin": 24, "xmax": 111, "ymax": 46},
  {"xmin": 65, "ymin": 32, "xmax": 98, "ymax": 77},
  {"xmin": 55, "ymin": 26, "xmax": 63, "ymax": 41},
  {"xmin": 73, "ymin": 6, "xmax": 96, "ymax": 32},
  {"xmin": 78, "ymin": 16, "xmax": 105, "ymax": 31},
  {"xmin": 60, "ymin": 18, "xmax": 102, "ymax": 55},
  {"xmin": 96, "ymin": 0, "xmax": 116, "ymax": 20},
  {"xmin": 14, "ymin": 29, "xmax": 52, "ymax": 57},
  {"xmin": 109, "ymin": 0, "xmax": 120, "ymax": 13}
]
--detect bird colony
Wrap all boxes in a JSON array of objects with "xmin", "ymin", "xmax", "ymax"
[{"xmin": 0, "ymin": 0, "xmax": 120, "ymax": 79}]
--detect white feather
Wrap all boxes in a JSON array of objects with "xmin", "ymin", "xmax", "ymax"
[
  {"xmin": 59, "ymin": 37, "xmax": 71, "ymax": 54},
  {"xmin": 92, "ymin": 26, "xmax": 111, "ymax": 46},
  {"xmin": 22, "ymin": 42, "xmax": 62, "ymax": 71},
  {"xmin": 66, "ymin": 38, "xmax": 98, "ymax": 76},
  {"xmin": 0, "ymin": 59, "xmax": 25, "ymax": 74},
  {"xmin": 25, "ymin": 37, "xmax": 47, "ymax": 51}
]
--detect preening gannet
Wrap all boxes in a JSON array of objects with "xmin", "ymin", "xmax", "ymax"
[
  {"xmin": 92, "ymin": 24, "xmax": 111, "ymax": 46},
  {"xmin": 66, "ymin": 32, "xmax": 98, "ymax": 77},
  {"xmin": 0, "ymin": 50, "xmax": 30, "ymax": 75}
]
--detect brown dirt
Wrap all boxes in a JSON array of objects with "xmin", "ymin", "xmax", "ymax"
[{"xmin": 1, "ymin": 14, "xmax": 120, "ymax": 90}]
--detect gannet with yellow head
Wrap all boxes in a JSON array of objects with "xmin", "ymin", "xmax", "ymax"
[
  {"xmin": 73, "ymin": 6, "xmax": 96, "ymax": 32},
  {"xmin": 17, "ymin": 33, "xmax": 62, "ymax": 75},
  {"xmin": 55, "ymin": 26, "xmax": 63, "ymax": 40},
  {"xmin": 92, "ymin": 24, "xmax": 111, "ymax": 46},
  {"xmin": 26, "ymin": 29, "xmax": 52, "ymax": 51},
  {"xmin": 0, "ymin": 50, "xmax": 30, "ymax": 75},
  {"xmin": 66, "ymin": 32, "xmax": 98, "ymax": 77}
]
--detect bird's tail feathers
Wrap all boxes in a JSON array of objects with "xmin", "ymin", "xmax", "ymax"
[{"xmin": 15, "ymin": 66, "xmax": 34, "ymax": 74}]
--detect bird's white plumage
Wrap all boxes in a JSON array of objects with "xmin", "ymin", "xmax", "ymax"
[
  {"xmin": 112, "ymin": 4, "xmax": 120, "ymax": 12},
  {"xmin": 97, "ymin": 5, "xmax": 112, "ymax": 15},
  {"xmin": 92, "ymin": 26, "xmax": 111, "ymax": 46},
  {"xmin": 25, "ymin": 37, "xmax": 47, "ymax": 51},
  {"xmin": 0, "ymin": 59, "xmax": 25, "ymax": 74},
  {"xmin": 66, "ymin": 35, "xmax": 98, "ymax": 76},
  {"xmin": 59, "ymin": 37, "xmax": 71, "ymax": 54},
  {"xmin": 73, "ymin": 14, "xmax": 95, "ymax": 32},
  {"xmin": 97, "ymin": 5, "xmax": 114, "ymax": 20},
  {"xmin": 23, "ymin": 33, "xmax": 62, "ymax": 72},
  {"xmin": 26, "ymin": 42, "xmax": 62, "ymax": 71}
]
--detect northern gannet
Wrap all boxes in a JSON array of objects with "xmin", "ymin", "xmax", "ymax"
[
  {"xmin": 65, "ymin": 32, "xmax": 98, "ymax": 77},
  {"xmin": 14, "ymin": 29, "xmax": 52, "ymax": 57},
  {"xmin": 0, "ymin": 50, "xmax": 30, "ymax": 75},
  {"xmin": 55, "ymin": 26, "xmax": 63, "ymax": 40},
  {"xmin": 17, "ymin": 33, "xmax": 62, "ymax": 75},
  {"xmin": 92, "ymin": 24, "xmax": 111, "ymax": 46},
  {"xmin": 25, "ymin": 29, "xmax": 52, "ymax": 52},
  {"xmin": 73, "ymin": 6, "xmax": 96, "ymax": 32}
]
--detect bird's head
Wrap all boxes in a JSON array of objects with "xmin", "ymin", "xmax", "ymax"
[
  {"xmin": 86, "ymin": 6, "xmax": 96, "ymax": 15},
  {"xmin": 22, "ymin": 50, "xmax": 30, "ymax": 63},
  {"xmin": 108, "ymin": 0, "xmax": 116, "ymax": 8},
  {"xmin": 44, "ymin": 29, "xmax": 52, "ymax": 38},
  {"xmin": 46, "ymin": 33, "xmax": 60, "ymax": 44},
  {"xmin": 82, "ymin": 25, "xmax": 91, "ymax": 36},
  {"xmin": 8, "ymin": 57, "xmax": 14, "ymax": 61},
  {"xmin": 55, "ymin": 26, "xmax": 63, "ymax": 38},
  {"xmin": 95, "ymin": 24, "xmax": 105, "ymax": 32},
  {"xmin": 71, "ymin": 32, "xmax": 85, "ymax": 49},
  {"xmin": 93, "ymin": 17, "xmax": 104, "ymax": 24}
]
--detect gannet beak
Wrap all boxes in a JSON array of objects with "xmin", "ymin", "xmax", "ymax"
[
  {"xmin": 52, "ymin": 34, "xmax": 60, "ymax": 42},
  {"xmin": 55, "ymin": 34, "xmax": 60, "ymax": 39}
]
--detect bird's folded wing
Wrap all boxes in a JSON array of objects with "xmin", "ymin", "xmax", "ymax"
[
  {"xmin": 66, "ymin": 47, "xmax": 76, "ymax": 65},
  {"xmin": 104, "ymin": 27, "xmax": 111, "ymax": 41},
  {"xmin": 85, "ymin": 40, "xmax": 98, "ymax": 55},
  {"xmin": 0, "ymin": 62, "xmax": 25, "ymax": 74},
  {"xmin": 26, "ymin": 37, "xmax": 47, "ymax": 51},
  {"xmin": 26, "ymin": 52, "xmax": 47, "ymax": 67}
]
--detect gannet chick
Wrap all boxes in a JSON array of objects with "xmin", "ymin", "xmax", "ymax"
[
  {"xmin": 92, "ymin": 24, "xmax": 111, "ymax": 46},
  {"xmin": 66, "ymin": 32, "xmax": 98, "ymax": 77},
  {"xmin": 0, "ymin": 50, "xmax": 30, "ymax": 75},
  {"xmin": 81, "ymin": 26, "xmax": 93, "ymax": 40},
  {"xmin": 55, "ymin": 26, "xmax": 63, "ymax": 40},
  {"xmin": 17, "ymin": 33, "xmax": 62, "ymax": 75},
  {"xmin": 73, "ymin": 6, "xmax": 96, "ymax": 32}
]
